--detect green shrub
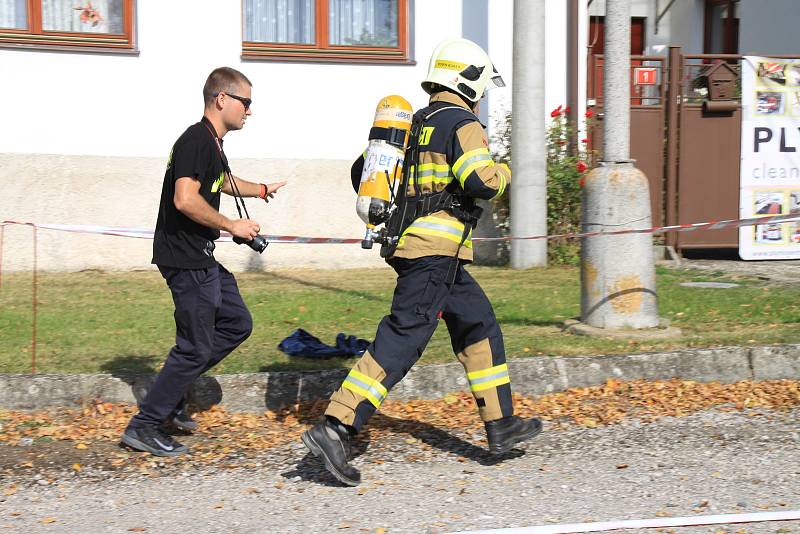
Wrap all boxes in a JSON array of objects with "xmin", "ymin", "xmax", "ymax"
[{"xmin": 490, "ymin": 106, "xmax": 595, "ymax": 265}]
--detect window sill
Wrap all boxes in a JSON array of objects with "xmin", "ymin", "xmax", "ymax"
[
  {"xmin": 242, "ymin": 44, "xmax": 414, "ymax": 65},
  {"xmin": 0, "ymin": 42, "xmax": 139, "ymax": 55},
  {"xmin": 242, "ymin": 52, "xmax": 415, "ymax": 65}
]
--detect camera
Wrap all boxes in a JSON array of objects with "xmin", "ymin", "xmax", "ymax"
[{"xmin": 233, "ymin": 234, "xmax": 269, "ymax": 254}]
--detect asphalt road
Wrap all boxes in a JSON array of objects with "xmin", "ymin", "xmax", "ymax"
[{"xmin": 1, "ymin": 407, "xmax": 798, "ymax": 534}]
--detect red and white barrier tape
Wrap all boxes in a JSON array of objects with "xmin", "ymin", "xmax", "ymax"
[
  {"xmin": 0, "ymin": 220, "xmax": 363, "ymax": 244},
  {"xmin": 2, "ymin": 213, "xmax": 800, "ymax": 244},
  {"xmin": 453, "ymin": 509, "xmax": 800, "ymax": 534},
  {"xmin": 475, "ymin": 212, "xmax": 800, "ymax": 242}
]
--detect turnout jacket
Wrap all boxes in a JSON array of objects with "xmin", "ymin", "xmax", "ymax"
[{"xmin": 351, "ymin": 92, "xmax": 511, "ymax": 261}]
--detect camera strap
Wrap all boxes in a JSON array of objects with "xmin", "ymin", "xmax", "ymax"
[{"xmin": 202, "ymin": 121, "xmax": 251, "ymax": 220}]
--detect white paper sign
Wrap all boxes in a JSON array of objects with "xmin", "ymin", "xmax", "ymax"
[{"xmin": 740, "ymin": 56, "xmax": 800, "ymax": 260}]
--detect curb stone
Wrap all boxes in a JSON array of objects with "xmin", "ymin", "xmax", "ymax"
[{"xmin": 0, "ymin": 344, "xmax": 798, "ymax": 412}]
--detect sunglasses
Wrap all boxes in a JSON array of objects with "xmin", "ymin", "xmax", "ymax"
[{"xmin": 215, "ymin": 92, "xmax": 252, "ymax": 111}]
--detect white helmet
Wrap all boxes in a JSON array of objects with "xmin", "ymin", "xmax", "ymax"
[{"xmin": 422, "ymin": 38, "xmax": 506, "ymax": 103}]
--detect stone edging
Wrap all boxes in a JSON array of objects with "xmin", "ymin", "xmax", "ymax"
[{"xmin": 0, "ymin": 344, "xmax": 798, "ymax": 412}]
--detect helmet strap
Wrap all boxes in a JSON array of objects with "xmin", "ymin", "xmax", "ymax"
[{"xmin": 432, "ymin": 86, "xmax": 479, "ymax": 110}]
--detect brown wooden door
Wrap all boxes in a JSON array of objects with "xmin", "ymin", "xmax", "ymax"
[{"xmin": 589, "ymin": 17, "xmax": 647, "ymax": 103}]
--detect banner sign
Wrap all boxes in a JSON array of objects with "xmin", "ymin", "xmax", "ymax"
[{"xmin": 740, "ymin": 56, "xmax": 800, "ymax": 259}]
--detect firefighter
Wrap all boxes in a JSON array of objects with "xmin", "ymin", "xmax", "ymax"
[{"xmin": 302, "ymin": 38, "xmax": 542, "ymax": 486}]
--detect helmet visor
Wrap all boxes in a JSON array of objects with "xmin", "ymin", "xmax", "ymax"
[
  {"xmin": 487, "ymin": 74, "xmax": 506, "ymax": 89},
  {"xmin": 486, "ymin": 66, "xmax": 506, "ymax": 90}
]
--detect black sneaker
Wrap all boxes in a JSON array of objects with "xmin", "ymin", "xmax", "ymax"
[
  {"xmin": 485, "ymin": 416, "xmax": 543, "ymax": 455},
  {"xmin": 121, "ymin": 425, "xmax": 189, "ymax": 457},
  {"xmin": 301, "ymin": 419, "xmax": 361, "ymax": 486},
  {"xmin": 171, "ymin": 408, "xmax": 198, "ymax": 432}
]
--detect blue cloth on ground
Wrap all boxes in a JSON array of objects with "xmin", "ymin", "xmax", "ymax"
[{"xmin": 277, "ymin": 328, "xmax": 370, "ymax": 359}]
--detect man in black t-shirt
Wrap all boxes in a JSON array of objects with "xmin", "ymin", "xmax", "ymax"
[{"xmin": 121, "ymin": 67, "xmax": 286, "ymax": 457}]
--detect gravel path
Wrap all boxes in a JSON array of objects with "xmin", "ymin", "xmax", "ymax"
[
  {"xmin": 664, "ymin": 258, "xmax": 800, "ymax": 286},
  {"xmin": 1, "ymin": 408, "xmax": 798, "ymax": 534}
]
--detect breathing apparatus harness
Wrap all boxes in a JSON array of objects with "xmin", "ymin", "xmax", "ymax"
[{"xmin": 379, "ymin": 103, "xmax": 484, "ymax": 284}]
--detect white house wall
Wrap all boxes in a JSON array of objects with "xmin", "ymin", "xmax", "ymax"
[
  {"xmin": 544, "ymin": 0, "xmax": 568, "ymax": 115},
  {"xmin": 488, "ymin": 0, "xmax": 585, "ymax": 144},
  {"xmin": 0, "ymin": 0, "xmax": 466, "ymax": 160},
  {"xmin": 739, "ymin": 0, "xmax": 800, "ymax": 56},
  {"xmin": 487, "ymin": 0, "xmax": 514, "ymax": 135},
  {"xmin": 646, "ymin": 0, "xmax": 704, "ymax": 56},
  {"xmin": 587, "ymin": 0, "xmax": 705, "ymax": 56},
  {"xmin": 0, "ymin": 0, "xmax": 582, "ymax": 272},
  {"xmin": 588, "ymin": 0, "xmax": 651, "ymax": 23}
]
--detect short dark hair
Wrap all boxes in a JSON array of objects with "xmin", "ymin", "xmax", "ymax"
[{"xmin": 203, "ymin": 67, "xmax": 252, "ymax": 107}]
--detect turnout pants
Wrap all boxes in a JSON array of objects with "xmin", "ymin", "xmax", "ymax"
[
  {"xmin": 326, "ymin": 255, "xmax": 514, "ymax": 432},
  {"xmin": 129, "ymin": 263, "xmax": 253, "ymax": 429}
]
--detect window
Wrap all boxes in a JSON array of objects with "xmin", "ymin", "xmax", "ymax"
[
  {"xmin": 242, "ymin": 0, "xmax": 411, "ymax": 63},
  {"xmin": 0, "ymin": 0, "xmax": 136, "ymax": 52},
  {"xmin": 704, "ymin": 0, "xmax": 739, "ymax": 54}
]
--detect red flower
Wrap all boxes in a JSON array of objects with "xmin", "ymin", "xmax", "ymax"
[
  {"xmin": 74, "ymin": 1, "xmax": 104, "ymax": 27},
  {"xmin": 581, "ymin": 138, "xmax": 589, "ymax": 144},
  {"xmin": 558, "ymin": 140, "xmax": 567, "ymax": 145},
  {"xmin": 585, "ymin": 109, "xmax": 594, "ymax": 118},
  {"xmin": 564, "ymin": 106, "xmax": 571, "ymax": 114},
  {"xmin": 550, "ymin": 105, "xmax": 563, "ymax": 118},
  {"xmin": 578, "ymin": 177, "xmax": 586, "ymax": 187},
  {"xmin": 576, "ymin": 161, "xmax": 588, "ymax": 173}
]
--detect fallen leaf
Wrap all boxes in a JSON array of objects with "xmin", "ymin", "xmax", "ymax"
[
  {"xmin": 616, "ymin": 464, "xmax": 629, "ymax": 469},
  {"xmin": 128, "ymin": 529, "xmax": 147, "ymax": 532},
  {"xmin": 40, "ymin": 517, "xmax": 57, "ymax": 524},
  {"xmin": 75, "ymin": 443, "xmax": 87, "ymax": 450},
  {"xmin": 72, "ymin": 463, "xmax": 81, "ymax": 471},
  {"xmin": 4, "ymin": 484, "xmax": 17, "ymax": 496},
  {"xmin": 443, "ymin": 394, "xmax": 459, "ymax": 404}
]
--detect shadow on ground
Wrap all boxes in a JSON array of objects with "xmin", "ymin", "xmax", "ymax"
[
  {"xmin": 98, "ymin": 355, "xmax": 223, "ymax": 410},
  {"xmin": 283, "ymin": 410, "xmax": 523, "ymax": 486},
  {"xmin": 266, "ymin": 272, "xmax": 387, "ymax": 303}
]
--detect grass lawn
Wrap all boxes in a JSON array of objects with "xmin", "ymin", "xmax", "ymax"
[{"xmin": 0, "ymin": 265, "xmax": 797, "ymax": 375}]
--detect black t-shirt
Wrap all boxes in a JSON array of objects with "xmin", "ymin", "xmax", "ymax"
[{"xmin": 152, "ymin": 117, "xmax": 228, "ymax": 269}]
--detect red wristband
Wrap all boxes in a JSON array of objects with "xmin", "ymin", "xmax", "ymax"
[{"xmin": 258, "ymin": 183, "xmax": 267, "ymax": 199}]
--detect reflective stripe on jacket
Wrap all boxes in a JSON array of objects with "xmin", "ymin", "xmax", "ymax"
[{"xmin": 393, "ymin": 91, "xmax": 511, "ymax": 261}]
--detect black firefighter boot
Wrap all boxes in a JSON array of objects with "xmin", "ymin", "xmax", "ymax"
[
  {"xmin": 485, "ymin": 415, "xmax": 543, "ymax": 455},
  {"xmin": 301, "ymin": 417, "xmax": 361, "ymax": 486}
]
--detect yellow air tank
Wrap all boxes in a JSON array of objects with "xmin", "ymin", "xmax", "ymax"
[{"xmin": 356, "ymin": 95, "xmax": 413, "ymax": 248}]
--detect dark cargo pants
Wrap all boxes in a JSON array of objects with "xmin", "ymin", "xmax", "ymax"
[
  {"xmin": 128, "ymin": 263, "xmax": 252, "ymax": 429},
  {"xmin": 326, "ymin": 255, "xmax": 514, "ymax": 432}
]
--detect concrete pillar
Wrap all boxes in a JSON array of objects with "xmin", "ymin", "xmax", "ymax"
[
  {"xmin": 603, "ymin": 0, "xmax": 631, "ymax": 162},
  {"xmin": 579, "ymin": 0, "xmax": 660, "ymax": 329},
  {"xmin": 510, "ymin": 0, "xmax": 547, "ymax": 268}
]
